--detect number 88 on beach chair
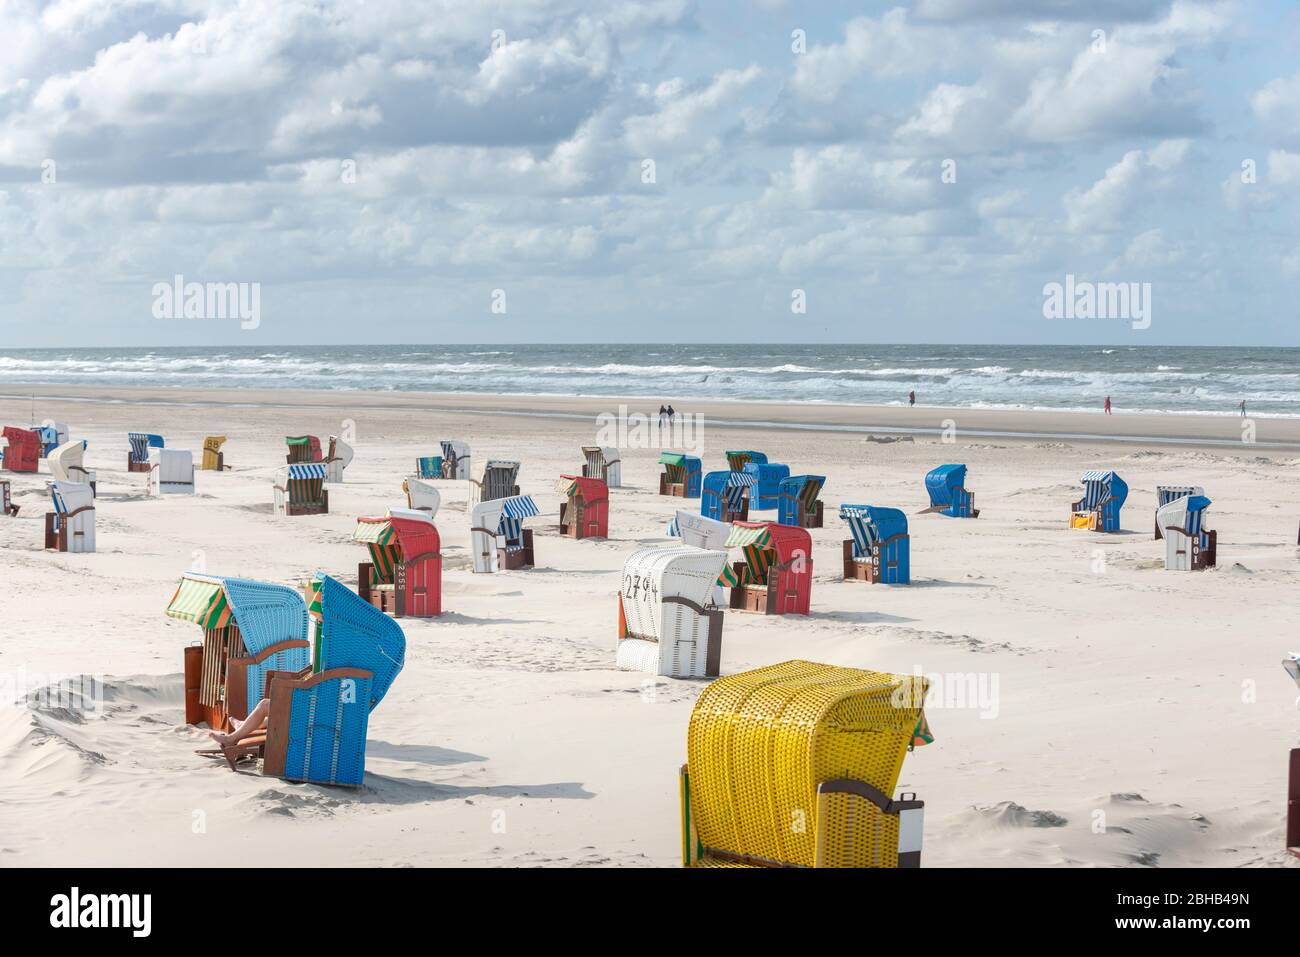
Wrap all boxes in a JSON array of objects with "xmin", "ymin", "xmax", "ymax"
[
  {"xmin": 680, "ymin": 660, "xmax": 932, "ymax": 867},
  {"xmin": 1070, "ymin": 470, "xmax": 1127, "ymax": 532},
  {"xmin": 202, "ymin": 436, "xmax": 230, "ymax": 471}
]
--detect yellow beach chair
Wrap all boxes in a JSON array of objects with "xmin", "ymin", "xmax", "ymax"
[
  {"xmin": 202, "ymin": 435, "xmax": 229, "ymax": 471},
  {"xmin": 680, "ymin": 659, "xmax": 932, "ymax": 868}
]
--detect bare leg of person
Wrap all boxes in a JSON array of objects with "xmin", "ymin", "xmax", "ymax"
[{"xmin": 208, "ymin": 697, "xmax": 270, "ymax": 746}]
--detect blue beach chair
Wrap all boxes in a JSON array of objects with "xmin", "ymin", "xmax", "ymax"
[
  {"xmin": 921, "ymin": 464, "xmax": 979, "ymax": 518},
  {"xmin": 840, "ymin": 505, "xmax": 910, "ymax": 584}
]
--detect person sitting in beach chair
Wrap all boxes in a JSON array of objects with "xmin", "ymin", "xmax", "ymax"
[
  {"xmin": 920, "ymin": 464, "xmax": 979, "ymax": 518},
  {"xmin": 323, "ymin": 434, "xmax": 353, "ymax": 483},
  {"xmin": 440, "ymin": 440, "xmax": 471, "ymax": 479},
  {"xmin": 469, "ymin": 460, "xmax": 521, "ymax": 504},
  {"xmin": 1155, "ymin": 493, "xmax": 1216, "ymax": 571},
  {"xmin": 776, "ymin": 474, "xmax": 825, "ymax": 528},
  {"xmin": 195, "ymin": 575, "xmax": 405, "ymax": 788},
  {"xmin": 1070, "ymin": 470, "xmax": 1127, "ymax": 532},
  {"xmin": 841, "ymin": 505, "xmax": 910, "ymax": 584},
  {"xmin": 2, "ymin": 426, "xmax": 41, "ymax": 473},
  {"xmin": 49, "ymin": 440, "xmax": 97, "ymax": 496},
  {"xmin": 284, "ymin": 435, "xmax": 322, "ymax": 464},
  {"xmin": 679, "ymin": 660, "xmax": 932, "ymax": 867},
  {"xmin": 616, "ymin": 545, "xmax": 728, "ymax": 678},
  {"xmin": 202, "ymin": 435, "xmax": 230, "ymax": 471},
  {"xmin": 1154, "ymin": 485, "xmax": 1202, "ymax": 539},
  {"xmin": 402, "ymin": 477, "xmax": 440, "ymax": 517},
  {"xmin": 127, "ymin": 432, "xmax": 163, "ymax": 473},
  {"xmin": 701, "ymin": 469, "xmax": 755, "ymax": 523},
  {"xmin": 658, "ymin": 452, "xmax": 702, "ymax": 498},
  {"xmin": 581, "ymin": 446, "xmax": 622, "ymax": 488}
]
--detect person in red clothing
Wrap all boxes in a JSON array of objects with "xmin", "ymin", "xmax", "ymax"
[{"xmin": 1104, "ymin": 396, "xmax": 1112, "ymax": 415}]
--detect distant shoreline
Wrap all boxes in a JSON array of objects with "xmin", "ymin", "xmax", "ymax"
[{"xmin": 4, "ymin": 383, "xmax": 1298, "ymax": 449}]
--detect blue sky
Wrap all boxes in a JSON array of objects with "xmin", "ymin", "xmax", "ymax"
[{"xmin": 0, "ymin": 0, "xmax": 1297, "ymax": 347}]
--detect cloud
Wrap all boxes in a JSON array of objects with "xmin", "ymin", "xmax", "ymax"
[{"xmin": 1064, "ymin": 140, "xmax": 1190, "ymax": 232}]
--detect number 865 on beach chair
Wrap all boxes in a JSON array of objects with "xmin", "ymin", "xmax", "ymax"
[{"xmin": 679, "ymin": 660, "xmax": 933, "ymax": 867}]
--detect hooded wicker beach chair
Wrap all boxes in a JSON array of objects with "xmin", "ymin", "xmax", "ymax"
[
  {"xmin": 470, "ymin": 494, "xmax": 539, "ymax": 573},
  {"xmin": 701, "ymin": 469, "xmax": 755, "ymax": 523},
  {"xmin": 725, "ymin": 450, "xmax": 767, "ymax": 471},
  {"xmin": 2, "ymin": 427, "xmax": 41, "ymax": 473},
  {"xmin": 127, "ymin": 432, "xmax": 164, "ymax": 473},
  {"xmin": 469, "ymin": 459, "xmax": 521, "ymax": 505},
  {"xmin": 284, "ymin": 435, "xmax": 322, "ymax": 464},
  {"xmin": 1070, "ymin": 470, "xmax": 1127, "ymax": 532},
  {"xmin": 841, "ymin": 505, "xmax": 910, "ymax": 584},
  {"xmin": 744, "ymin": 461, "xmax": 790, "ymax": 511},
  {"xmin": 725, "ymin": 521, "xmax": 813, "ymax": 615},
  {"xmin": 679, "ymin": 659, "xmax": 932, "ymax": 868},
  {"xmin": 149, "ymin": 447, "xmax": 195, "ymax": 495},
  {"xmin": 1154, "ymin": 485, "xmax": 1202, "ymax": 539},
  {"xmin": 558, "ymin": 474, "xmax": 608, "ymax": 539},
  {"xmin": 440, "ymin": 440, "xmax": 471, "ymax": 480},
  {"xmin": 616, "ymin": 546, "xmax": 728, "ymax": 678},
  {"xmin": 668, "ymin": 510, "xmax": 734, "ymax": 607},
  {"xmin": 202, "ymin": 435, "xmax": 230, "ymax": 471},
  {"xmin": 273, "ymin": 464, "xmax": 328, "ymax": 516},
  {"xmin": 1155, "ymin": 493, "xmax": 1216, "ymax": 571},
  {"xmin": 1, "ymin": 480, "xmax": 16, "ymax": 516},
  {"xmin": 354, "ymin": 508, "xmax": 442, "ymax": 618},
  {"xmin": 49, "ymin": 440, "xmax": 97, "ymax": 495},
  {"xmin": 32, "ymin": 423, "xmax": 68, "ymax": 458},
  {"xmin": 44, "ymin": 481, "xmax": 95, "ymax": 553},
  {"xmin": 776, "ymin": 474, "xmax": 825, "ymax": 528},
  {"xmin": 581, "ymin": 446, "xmax": 622, "ymax": 488},
  {"xmin": 323, "ymin": 434, "xmax": 353, "ymax": 483},
  {"xmin": 921, "ymin": 464, "xmax": 978, "ymax": 518},
  {"xmin": 169, "ymin": 575, "xmax": 312, "ymax": 732},
  {"xmin": 402, "ymin": 477, "xmax": 441, "ymax": 517},
  {"xmin": 659, "ymin": 452, "xmax": 702, "ymax": 498}
]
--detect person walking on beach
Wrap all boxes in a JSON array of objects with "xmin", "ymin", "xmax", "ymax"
[
  {"xmin": 666, "ymin": 404, "xmax": 676, "ymax": 421},
  {"xmin": 908, "ymin": 390, "xmax": 916, "ymax": 407},
  {"xmin": 1238, "ymin": 399, "xmax": 1247, "ymax": 418},
  {"xmin": 1104, "ymin": 396, "xmax": 1112, "ymax": 415},
  {"xmin": 658, "ymin": 404, "xmax": 668, "ymax": 426}
]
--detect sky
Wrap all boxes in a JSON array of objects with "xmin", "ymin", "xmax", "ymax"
[{"xmin": 0, "ymin": 0, "xmax": 1297, "ymax": 348}]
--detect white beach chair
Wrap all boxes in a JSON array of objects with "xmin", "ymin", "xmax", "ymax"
[
  {"xmin": 1155, "ymin": 493, "xmax": 1216, "ymax": 571},
  {"xmin": 469, "ymin": 494, "xmax": 538, "ymax": 573},
  {"xmin": 403, "ymin": 477, "xmax": 441, "ymax": 518},
  {"xmin": 148, "ymin": 447, "xmax": 195, "ymax": 495},
  {"xmin": 49, "ymin": 440, "xmax": 98, "ymax": 495},
  {"xmin": 616, "ymin": 545, "xmax": 728, "ymax": 678},
  {"xmin": 582, "ymin": 446, "xmax": 622, "ymax": 488},
  {"xmin": 323, "ymin": 435, "xmax": 353, "ymax": 483},
  {"xmin": 667, "ymin": 509, "xmax": 732, "ymax": 607},
  {"xmin": 45, "ymin": 481, "xmax": 95, "ymax": 552}
]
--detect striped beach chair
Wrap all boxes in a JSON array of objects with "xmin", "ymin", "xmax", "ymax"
[
  {"xmin": 285, "ymin": 435, "xmax": 322, "ymax": 464},
  {"xmin": 680, "ymin": 660, "xmax": 932, "ymax": 867},
  {"xmin": 1155, "ymin": 493, "xmax": 1216, "ymax": 571},
  {"xmin": 659, "ymin": 452, "xmax": 702, "ymax": 498},
  {"xmin": 469, "ymin": 460, "xmax": 521, "ymax": 505},
  {"xmin": 32, "ymin": 423, "xmax": 67, "ymax": 458},
  {"xmin": 558, "ymin": 474, "xmax": 608, "ymax": 539},
  {"xmin": 323, "ymin": 434, "xmax": 353, "ymax": 483},
  {"xmin": 921, "ymin": 464, "xmax": 978, "ymax": 518},
  {"xmin": 416, "ymin": 456, "xmax": 442, "ymax": 480},
  {"xmin": 1154, "ymin": 485, "xmax": 1202, "ymax": 539},
  {"xmin": 127, "ymin": 432, "xmax": 163, "ymax": 473},
  {"xmin": 701, "ymin": 469, "xmax": 755, "ymax": 523},
  {"xmin": 49, "ymin": 440, "xmax": 97, "ymax": 495},
  {"xmin": 402, "ymin": 477, "xmax": 440, "ymax": 517},
  {"xmin": 273, "ymin": 463, "xmax": 328, "ymax": 516},
  {"xmin": 725, "ymin": 521, "xmax": 813, "ymax": 615},
  {"xmin": 581, "ymin": 446, "xmax": 622, "ymax": 488},
  {"xmin": 44, "ymin": 481, "xmax": 95, "ymax": 553},
  {"xmin": 354, "ymin": 508, "xmax": 443, "ymax": 617},
  {"xmin": 202, "ymin": 435, "xmax": 229, "ymax": 471},
  {"xmin": 440, "ymin": 440, "xmax": 471, "ymax": 480},
  {"xmin": 616, "ymin": 546, "xmax": 728, "ymax": 678},
  {"xmin": 470, "ymin": 494, "xmax": 539, "ymax": 572},
  {"xmin": 168, "ymin": 575, "xmax": 312, "ymax": 731},
  {"xmin": 776, "ymin": 474, "xmax": 825, "ymax": 528},
  {"xmin": 2, "ymin": 427, "xmax": 41, "ymax": 473},
  {"xmin": 841, "ymin": 505, "xmax": 909, "ymax": 584},
  {"xmin": 725, "ymin": 450, "xmax": 767, "ymax": 471},
  {"xmin": 1070, "ymin": 470, "xmax": 1127, "ymax": 532}
]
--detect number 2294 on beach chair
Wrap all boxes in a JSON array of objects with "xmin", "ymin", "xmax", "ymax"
[{"xmin": 680, "ymin": 660, "xmax": 932, "ymax": 867}]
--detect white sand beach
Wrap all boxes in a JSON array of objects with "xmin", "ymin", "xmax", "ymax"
[{"xmin": 2, "ymin": 386, "xmax": 1298, "ymax": 868}]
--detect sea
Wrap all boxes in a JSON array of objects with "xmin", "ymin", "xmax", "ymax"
[{"xmin": 1, "ymin": 344, "xmax": 1297, "ymax": 417}]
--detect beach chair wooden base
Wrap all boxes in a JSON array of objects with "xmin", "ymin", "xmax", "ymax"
[
  {"xmin": 1289, "ymin": 749, "xmax": 1300, "ymax": 859},
  {"xmin": 202, "ymin": 452, "xmax": 228, "ymax": 471},
  {"xmin": 126, "ymin": 455, "xmax": 151, "ymax": 473},
  {"xmin": 284, "ymin": 496, "xmax": 329, "ymax": 517},
  {"xmin": 659, "ymin": 474, "xmax": 688, "ymax": 497},
  {"xmin": 43, "ymin": 509, "xmax": 92, "ymax": 552},
  {"xmin": 558, "ymin": 501, "xmax": 607, "ymax": 540},
  {"xmin": 795, "ymin": 500, "xmax": 824, "ymax": 528},
  {"xmin": 730, "ymin": 576, "xmax": 774, "ymax": 615},
  {"xmin": 842, "ymin": 540, "xmax": 875, "ymax": 581},
  {"xmin": 499, "ymin": 529, "xmax": 535, "ymax": 570},
  {"xmin": 719, "ymin": 500, "xmax": 749, "ymax": 524}
]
